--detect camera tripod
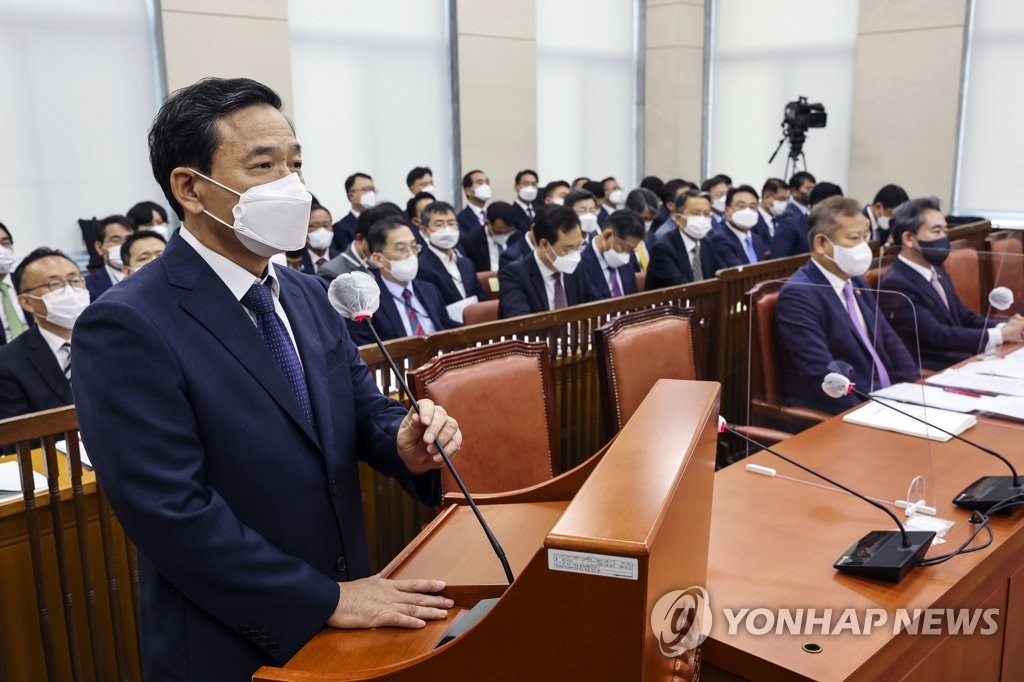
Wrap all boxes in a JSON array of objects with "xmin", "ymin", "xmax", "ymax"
[{"xmin": 768, "ymin": 127, "xmax": 809, "ymax": 178}]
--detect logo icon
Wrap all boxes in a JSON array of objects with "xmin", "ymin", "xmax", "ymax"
[{"xmin": 651, "ymin": 586, "xmax": 713, "ymax": 656}]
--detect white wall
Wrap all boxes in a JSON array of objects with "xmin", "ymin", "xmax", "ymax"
[
  {"xmin": 0, "ymin": 0, "xmax": 162, "ymax": 257},
  {"xmin": 536, "ymin": 0, "xmax": 637, "ymax": 188},
  {"xmin": 287, "ymin": 0, "xmax": 454, "ymax": 215},
  {"xmin": 708, "ymin": 0, "xmax": 859, "ymax": 190}
]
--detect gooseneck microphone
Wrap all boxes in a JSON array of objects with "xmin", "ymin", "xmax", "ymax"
[
  {"xmin": 329, "ymin": 272, "xmax": 515, "ymax": 584},
  {"xmin": 976, "ymin": 286, "xmax": 1015, "ymax": 355},
  {"xmin": 719, "ymin": 418, "xmax": 934, "ymax": 583},
  {"xmin": 822, "ymin": 372, "xmax": 1024, "ymax": 514}
]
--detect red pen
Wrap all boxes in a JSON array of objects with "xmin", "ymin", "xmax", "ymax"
[{"xmin": 942, "ymin": 386, "xmax": 983, "ymax": 398}]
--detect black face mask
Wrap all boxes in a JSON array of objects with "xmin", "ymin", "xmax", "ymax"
[{"xmin": 917, "ymin": 236, "xmax": 950, "ymax": 266}]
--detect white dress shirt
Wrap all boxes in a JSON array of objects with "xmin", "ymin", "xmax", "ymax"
[
  {"xmin": 307, "ymin": 248, "xmax": 329, "ymax": 273},
  {"xmin": 515, "ymin": 198, "xmax": 535, "ymax": 218},
  {"xmin": 791, "ymin": 198, "xmax": 809, "ymax": 216},
  {"xmin": 758, "ymin": 207, "xmax": 775, "ymax": 238},
  {"xmin": 533, "ymin": 250, "xmax": 560, "ymax": 311},
  {"xmin": 427, "ymin": 243, "xmax": 467, "ymax": 298},
  {"xmin": 590, "ymin": 239, "xmax": 622, "ymax": 294},
  {"xmin": 727, "ymin": 223, "xmax": 757, "ymax": 263},
  {"xmin": 381, "ymin": 276, "xmax": 437, "ymax": 336},
  {"xmin": 106, "ymin": 263, "xmax": 125, "ymax": 284},
  {"xmin": 38, "ymin": 325, "xmax": 71, "ymax": 373}
]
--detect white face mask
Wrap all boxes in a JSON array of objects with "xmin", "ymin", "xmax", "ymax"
[
  {"xmin": 579, "ymin": 213, "xmax": 599, "ymax": 234},
  {"xmin": 771, "ymin": 199, "xmax": 788, "ymax": 217},
  {"xmin": 608, "ymin": 189, "xmax": 625, "ymax": 206},
  {"xmin": 387, "ymin": 255, "xmax": 419, "ymax": 282},
  {"xmin": 428, "ymin": 227, "xmax": 460, "ymax": 250},
  {"xmin": 643, "ymin": 220, "xmax": 653, "ymax": 233},
  {"xmin": 518, "ymin": 185, "xmax": 538, "ymax": 203},
  {"xmin": 682, "ymin": 215, "xmax": 712, "ymax": 241},
  {"xmin": 106, "ymin": 245, "xmax": 125, "ymax": 270},
  {"xmin": 192, "ymin": 169, "xmax": 313, "ymax": 258},
  {"xmin": 148, "ymin": 224, "xmax": 170, "ymax": 240},
  {"xmin": 307, "ymin": 227, "xmax": 333, "ymax": 251},
  {"xmin": 877, "ymin": 215, "xmax": 891, "ymax": 231},
  {"xmin": 473, "ymin": 184, "xmax": 492, "ymax": 202},
  {"xmin": 0, "ymin": 246, "xmax": 15, "ymax": 275},
  {"xmin": 360, "ymin": 190, "xmax": 378, "ymax": 209},
  {"xmin": 731, "ymin": 208, "xmax": 759, "ymax": 230},
  {"xmin": 825, "ymin": 237, "xmax": 872, "ymax": 277},
  {"xmin": 30, "ymin": 286, "xmax": 91, "ymax": 330},
  {"xmin": 490, "ymin": 230, "xmax": 513, "ymax": 246},
  {"xmin": 551, "ymin": 196, "xmax": 565, "ymax": 206},
  {"xmin": 547, "ymin": 245, "xmax": 582, "ymax": 275},
  {"xmin": 603, "ymin": 247, "xmax": 631, "ymax": 269},
  {"xmin": 711, "ymin": 196, "xmax": 726, "ymax": 213}
]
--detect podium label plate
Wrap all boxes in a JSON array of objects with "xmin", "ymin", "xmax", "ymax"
[{"xmin": 547, "ymin": 549, "xmax": 638, "ymax": 580}]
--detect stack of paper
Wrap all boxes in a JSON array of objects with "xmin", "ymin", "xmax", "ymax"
[
  {"xmin": 960, "ymin": 357, "xmax": 1024, "ymax": 380},
  {"xmin": 0, "ymin": 461, "xmax": 48, "ymax": 501},
  {"xmin": 843, "ymin": 400, "xmax": 977, "ymax": 442},
  {"xmin": 926, "ymin": 368, "xmax": 1024, "ymax": 397}
]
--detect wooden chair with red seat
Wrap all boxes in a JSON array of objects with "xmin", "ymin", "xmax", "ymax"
[
  {"xmin": 594, "ymin": 305, "xmax": 790, "ymax": 448},
  {"xmin": 944, "ymin": 240, "xmax": 983, "ymax": 315},
  {"xmin": 407, "ymin": 340, "xmax": 557, "ymax": 500},
  {"xmin": 747, "ymin": 280, "xmax": 830, "ymax": 432},
  {"xmin": 461, "ymin": 299, "xmax": 499, "ymax": 325},
  {"xmin": 985, "ymin": 231, "xmax": 1024, "ymax": 315}
]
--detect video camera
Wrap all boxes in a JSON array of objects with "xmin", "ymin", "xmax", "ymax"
[{"xmin": 784, "ymin": 96, "xmax": 827, "ymax": 131}]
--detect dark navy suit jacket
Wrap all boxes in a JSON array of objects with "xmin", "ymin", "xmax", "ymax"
[
  {"xmin": 770, "ymin": 202, "xmax": 811, "ymax": 259},
  {"xmin": 579, "ymin": 243, "xmax": 638, "ymax": 300},
  {"xmin": 0, "ymin": 325, "xmax": 72, "ymax": 422},
  {"xmin": 650, "ymin": 206, "xmax": 670, "ymax": 233},
  {"xmin": 597, "ymin": 206, "xmax": 611, "ymax": 228},
  {"xmin": 346, "ymin": 270, "xmax": 459, "ymax": 346},
  {"xmin": 457, "ymin": 205, "xmax": 485, "ymax": 235},
  {"xmin": 498, "ymin": 233, "xmax": 534, "ymax": 269},
  {"xmin": 878, "ymin": 258, "xmax": 996, "ymax": 370},
  {"xmin": 497, "ymin": 253, "xmax": 591, "ymax": 318},
  {"xmin": 645, "ymin": 228, "xmax": 721, "ymax": 290},
  {"xmin": 84, "ymin": 267, "xmax": 115, "ymax": 301},
  {"xmin": 299, "ymin": 245, "xmax": 340, "ymax": 275},
  {"xmin": 753, "ymin": 213, "xmax": 773, "ymax": 254},
  {"xmin": 460, "ymin": 224, "xmax": 522, "ymax": 272},
  {"xmin": 331, "ymin": 212, "xmax": 357, "ymax": 252},
  {"xmin": 776, "ymin": 260, "xmax": 920, "ymax": 414},
  {"xmin": 71, "ymin": 233, "xmax": 439, "ymax": 681},
  {"xmin": 416, "ymin": 246, "xmax": 487, "ymax": 305},
  {"xmin": 511, "ymin": 202, "xmax": 533, "ymax": 233},
  {"xmin": 706, "ymin": 223, "xmax": 768, "ymax": 269}
]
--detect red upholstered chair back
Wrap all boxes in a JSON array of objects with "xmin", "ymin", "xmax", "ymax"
[
  {"xmin": 594, "ymin": 306, "xmax": 698, "ymax": 437},
  {"xmin": 945, "ymin": 242, "xmax": 982, "ymax": 315},
  {"xmin": 748, "ymin": 280, "xmax": 785, "ymax": 405},
  {"xmin": 461, "ymin": 300, "xmax": 499, "ymax": 325},
  {"xmin": 476, "ymin": 270, "xmax": 499, "ymax": 300},
  {"xmin": 408, "ymin": 340, "xmax": 556, "ymax": 497},
  {"xmin": 634, "ymin": 271, "xmax": 646, "ymax": 292}
]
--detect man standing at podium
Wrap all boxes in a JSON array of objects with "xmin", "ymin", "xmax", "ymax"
[{"xmin": 72, "ymin": 77, "xmax": 459, "ymax": 682}]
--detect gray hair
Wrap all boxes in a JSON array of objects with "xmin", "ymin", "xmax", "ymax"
[
  {"xmin": 890, "ymin": 196, "xmax": 942, "ymax": 244},
  {"xmin": 625, "ymin": 187, "xmax": 660, "ymax": 213},
  {"xmin": 807, "ymin": 196, "xmax": 863, "ymax": 244}
]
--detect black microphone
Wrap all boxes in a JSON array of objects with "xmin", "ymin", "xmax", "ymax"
[
  {"xmin": 822, "ymin": 371, "xmax": 1024, "ymax": 515},
  {"xmin": 329, "ymin": 272, "xmax": 515, "ymax": 584},
  {"xmin": 720, "ymin": 418, "xmax": 934, "ymax": 583}
]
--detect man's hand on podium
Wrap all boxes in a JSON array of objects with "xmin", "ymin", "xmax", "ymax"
[{"xmin": 328, "ymin": 575, "xmax": 454, "ymax": 629}]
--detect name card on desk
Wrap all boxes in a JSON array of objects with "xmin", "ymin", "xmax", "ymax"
[{"xmin": 547, "ymin": 549, "xmax": 638, "ymax": 580}]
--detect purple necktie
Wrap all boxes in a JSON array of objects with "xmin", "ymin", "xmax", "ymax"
[
  {"xmin": 842, "ymin": 281, "xmax": 891, "ymax": 388},
  {"xmin": 609, "ymin": 268, "xmax": 622, "ymax": 297},
  {"xmin": 553, "ymin": 274, "xmax": 567, "ymax": 309},
  {"xmin": 930, "ymin": 271, "xmax": 950, "ymax": 309}
]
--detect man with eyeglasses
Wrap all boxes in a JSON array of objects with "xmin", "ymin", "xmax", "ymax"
[
  {"xmin": 646, "ymin": 190, "xmax": 722, "ymax": 289},
  {"xmin": 498, "ymin": 204, "xmax": 594, "ymax": 318},
  {"xmin": 345, "ymin": 216, "xmax": 458, "ymax": 346},
  {"xmin": 0, "ymin": 248, "xmax": 86, "ymax": 422},
  {"xmin": 85, "ymin": 214, "xmax": 137, "ymax": 301}
]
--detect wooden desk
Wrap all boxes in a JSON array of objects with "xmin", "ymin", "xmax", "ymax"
[{"xmin": 704, "ymin": 408, "xmax": 1024, "ymax": 681}]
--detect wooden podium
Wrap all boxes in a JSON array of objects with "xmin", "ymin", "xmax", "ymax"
[{"xmin": 254, "ymin": 380, "xmax": 719, "ymax": 681}]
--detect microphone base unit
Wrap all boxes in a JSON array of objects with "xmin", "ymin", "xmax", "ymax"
[
  {"xmin": 954, "ymin": 477, "xmax": 1024, "ymax": 515},
  {"xmin": 833, "ymin": 530, "xmax": 936, "ymax": 583}
]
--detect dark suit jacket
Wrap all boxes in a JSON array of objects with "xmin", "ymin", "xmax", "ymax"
[
  {"xmin": 346, "ymin": 270, "xmax": 459, "ymax": 346},
  {"xmin": 416, "ymin": 246, "xmax": 486, "ymax": 305},
  {"xmin": 770, "ymin": 202, "xmax": 810, "ymax": 259},
  {"xmin": 579, "ymin": 244, "xmax": 638, "ymax": 300},
  {"xmin": 497, "ymin": 253, "xmax": 591, "ymax": 318},
  {"xmin": 650, "ymin": 206, "xmax": 670, "ymax": 233},
  {"xmin": 645, "ymin": 228, "xmax": 721, "ymax": 290},
  {"xmin": 84, "ymin": 267, "xmax": 115, "ymax": 302},
  {"xmin": 510, "ymin": 202, "xmax": 533, "ymax": 233},
  {"xmin": 498, "ymin": 233, "xmax": 534, "ymax": 269},
  {"xmin": 460, "ymin": 225, "xmax": 495, "ymax": 272},
  {"xmin": 706, "ymin": 223, "xmax": 768, "ymax": 269},
  {"xmin": 299, "ymin": 246, "xmax": 340, "ymax": 275},
  {"xmin": 753, "ymin": 213, "xmax": 773, "ymax": 255},
  {"xmin": 776, "ymin": 260, "xmax": 920, "ymax": 414},
  {"xmin": 0, "ymin": 325, "xmax": 72, "ymax": 422},
  {"xmin": 863, "ymin": 206, "xmax": 891, "ymax": 245},
  {"xmin": 71, "ymin": 233, "xmax": 439, "ymax": 681},
  {"xmin": 878, "ymin": 259, "xmax": 996, "ymax": 370},
  {"xmin": 331, "ymin": 212, "xmax": 357, "ymax": 252},
  {"xmin": 597, "ymin": 206, "xmax": 611, "ymax": 228},
  {"xmin": 457, "ymin": 205, "xmax": 485, "ymax": 236}
]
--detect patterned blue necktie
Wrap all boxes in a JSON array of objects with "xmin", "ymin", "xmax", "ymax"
[{"xmin": 241, "ymin": 280, "xmax": 314, "ymax": 428}]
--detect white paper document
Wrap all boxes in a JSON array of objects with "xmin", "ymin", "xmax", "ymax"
[
  {"xmin": 843, "ymin": 400, "xmax": 977, "ymax": 442},
  {"xmin": 926, "ymin": 368, "xmax": 1024, "ymax": 397},
  {"xmin": 0, "ymin": 460, "xmax": 48, "ymax": 495},
  {"xmin": 869, "ymin": 382, "xmax": 986, "ymax": 413},
  {"xmin": 958, "ymin": 357, "xmax": 1024, "ymax": 380},
  {"xmin": 445, "ymin": 295, "xmax": 479, "ymax": 324},
  {"xmin": 55, "ymin": 437, "xmax": 92, "ymax": 469}
]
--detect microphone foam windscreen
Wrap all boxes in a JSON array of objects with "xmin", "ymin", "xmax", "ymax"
[
  {"xmin": 989, "ymin": 286, "xmax": 1014, "ymax": 311},
  {"xmin": 328, "ymin": 271, "xmax": 380, "ymax": 320},
  {"xmin": 822, "ymin": 372, "xmax": 852, "ymax": 399}
]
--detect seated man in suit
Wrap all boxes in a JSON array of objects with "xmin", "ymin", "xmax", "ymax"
[
  {"xmin": 597, "ymin": 176, "xmax": 624, "ymax": 227},
  {"xmin": 85, "ymin": 215, "xmax": 136, "ymax": 301},
  {"xmin": 0, "ymin": 248, "xmax": 86, "ymax": 423},
  {"xmin": 0, "ymin": 221, "xmax": 30, "ymax": 345},
  {"xmin": 415, "ymin": 201, "xmax": 486, "ymax": 308},
  {"xmin": 645, "ymin": 190, "xmax": 720, "ymax": 289},
  {"xmin": 776, "ymin": 196, "xmax": 920, "ymax": 414},
  {"xmin": 541, "ymin": 179, "xmax": 571, "ymax": 207},
  {"xmin": 406, "ymin": 165, "xmax": 435, "ymax": 195},
  {"xmin": 878, "ymin": 196, "xmax": 1023, "ymax": 370},
  {"xmin": 702, "ymin": 174, "xmax": 732, "ymax": 226},
  {"xmin": 565, "ymin": 188, "xmax": 601, "ymax": 241},
  {"xmin": 652, "ymin": 179, "xmax": 697, "ymax": 240},
  {"xmin": 301, "ymin": 203, "xmax": 340, "ymax": 275},
  {"xmin": 319, "ymin": 203, "xmax": 404, "ymax": 282},
  {"xmin": 457, "ymin": 169, "xmax": 491, "ymax": 235},
  {"xmin": 406, "ymin": 191, "xmax": 436, "ymax": 228},
  {"xmin": 770, "ymin": 171, "xmax": 816, "ymax": 259},
  {"xmin": 498, "ymin": 204, "xmax": 591, "ymax": 318},
  {"xmin": 346, "ymin": 216, "xmax": 458, "ymax": 345},
  {"xmin": 580, "ymin": 209, "xmax": 643, "ymax": 300},
  {"xmin": 512, "ymin": 169, "xmax": 539, "ymax": 232},
  {"xmin": 624, "ymin": 188, "xmax": 661, "ymax": 272},
  {"xmin": 706, "ymin": 184, "xmax": 769, "ymax": 268},
  {"xmin": 756, "ymin": 177, "xmax": 789, "ymax": 245},
  {"xmin": 121, "ymin": 229, "xmax": 167, "ymax": 276},
  {"xmin": 462, "ymin": 201, "xmax": 521, "ymax": 272},
  {"xmin": 331, "ymin": 173, "xmax": 376, "ymax": 252},
  {"xmin": 864, "ymin": 183, "xmax": 909, "ymax": 246}
]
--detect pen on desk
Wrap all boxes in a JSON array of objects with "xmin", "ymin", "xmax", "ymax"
[{"xmin": 942, "ymin": 386, "xmax": 983, "ymax": 398}]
